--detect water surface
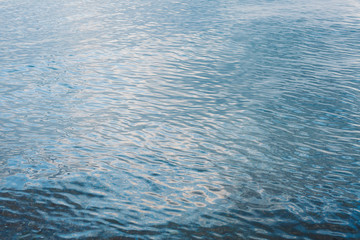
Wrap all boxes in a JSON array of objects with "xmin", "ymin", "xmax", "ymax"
[{"xmin": 0, "ymin": 0, "xmax": 360, "ymax": 239}]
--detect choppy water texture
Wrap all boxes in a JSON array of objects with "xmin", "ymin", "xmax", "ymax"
[{"xmin": 1, "ymin": 0, "xmax": 360, "ymax": 239}]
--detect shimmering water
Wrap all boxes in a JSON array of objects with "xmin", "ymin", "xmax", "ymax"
[{"xmin": 1, "ymin": 0, "xmax": 360, "ymax": 239}]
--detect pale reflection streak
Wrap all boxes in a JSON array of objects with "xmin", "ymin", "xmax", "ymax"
[{"xmin": 56, "ymin": 7, "xmax": 232, "ymax": 212}]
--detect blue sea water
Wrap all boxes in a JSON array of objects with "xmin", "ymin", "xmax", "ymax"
[{"xmin": 0, "ymin": 0, "xmax": 360, "ymax": 239}]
